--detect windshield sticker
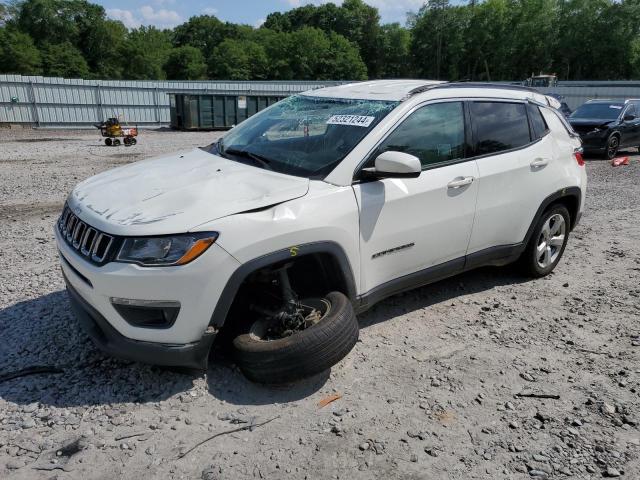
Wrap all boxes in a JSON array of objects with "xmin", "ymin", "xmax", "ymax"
[
  {"xmin": 610, "ymin": 106, "xmax": 623, "ymax": 109},
  {"xmin": 327, "ymin": 115, "xmax": 375, "ymax": 127}
]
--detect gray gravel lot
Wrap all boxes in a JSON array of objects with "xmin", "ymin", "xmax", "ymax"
[{"xmin": 0, "ymin": 128, "xmax": 639, "ymax": 479}]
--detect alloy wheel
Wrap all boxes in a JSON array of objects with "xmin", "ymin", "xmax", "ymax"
[
  {"xmin": 607, "ymin": 136, "xmax": 619, "ymax": 159},
  {"xmin": 536, "ymin": 213, "xmax": 566, "ymax": 269}
]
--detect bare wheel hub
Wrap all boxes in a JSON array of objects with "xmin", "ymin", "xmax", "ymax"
[{"xmin": 250, "ymin": 298, "xmax": 330, "ymax": 341}]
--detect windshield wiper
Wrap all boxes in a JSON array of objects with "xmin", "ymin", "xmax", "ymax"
[{"xmin": 223, "ymin": 148, "xmax": 273, "ymax": 170}]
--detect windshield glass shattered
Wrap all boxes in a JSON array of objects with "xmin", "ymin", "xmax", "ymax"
[
  {"xmin": 207, "ymin": 95, "xmax": 399, "ymax": 178},
  {"xmin": 570, "ymin": 103, "xmax": 624, "ymax": 120}
]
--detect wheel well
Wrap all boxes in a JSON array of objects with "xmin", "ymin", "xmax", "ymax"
[
  {"xmin": 213, "ymin": 252, "xmax": 352, "ymax": 348},
  {"xmin": 547, "ymin": 195, "xmax": 579, "ymax": 229}
]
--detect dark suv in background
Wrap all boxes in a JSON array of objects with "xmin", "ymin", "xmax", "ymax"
[{"xmin": 569, "ymin": 99, "xmax": 640, "ymax": 159}]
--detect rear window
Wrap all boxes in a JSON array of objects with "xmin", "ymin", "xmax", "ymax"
[
  {"xmin": 528, "ymin": 104, "xmax": 549, "ymax": 139},
  {"xmin": 470, "ymin": 102, "xmax": 531, "ymax": 156}
]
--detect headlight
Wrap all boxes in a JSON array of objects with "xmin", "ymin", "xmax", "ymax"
[{"xmin": 116, "ymin": 232, "xmax": 218, "ymax": 267}]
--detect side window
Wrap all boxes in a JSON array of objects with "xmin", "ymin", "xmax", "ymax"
[
  {"xmin": 377, "ymin": 102, "xmax": 465, "ymax": 168},
  {"xmin": 470, "ymin": 102, "xmax": 531, "ymax": 156},
  {"xmin": 624, "ymin": 104, "xmax": 636, "ymax": 118},
  {"xmin": 528, "ymin": 104, "xmax": 550, "ymax": 139}
]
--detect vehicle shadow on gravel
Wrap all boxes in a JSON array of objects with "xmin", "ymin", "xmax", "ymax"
[
  {"xmin": 0, "ymin": 290, "xmax": 327, "ymax": 408},
  {"xmin": 1, "ymin": 265, "xmax": 525, "ymax": 409},
  {"xmin": 356, "ymin": 265, "xmax": 529, "ymax": 330},
  {"xmin": 205, "ymin": 362, "xmax": 329, "ymax": 406}
]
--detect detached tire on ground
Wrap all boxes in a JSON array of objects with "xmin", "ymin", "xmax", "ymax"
[{"xmin": 233, "ymin": 291, "xmax": 358, "ymax": 384}]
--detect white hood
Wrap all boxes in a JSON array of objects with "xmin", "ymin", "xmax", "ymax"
[{"xmin": 68, "ymin": 148, "xmax": 310, "ymax": 236}]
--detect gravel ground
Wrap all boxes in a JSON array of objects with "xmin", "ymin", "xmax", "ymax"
[{"xmin": 1, "ymin": 128, "xmax": 639, "ymax": 479}]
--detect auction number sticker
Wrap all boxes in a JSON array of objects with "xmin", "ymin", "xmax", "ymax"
[{"xmin": 327, "ymin": 115, "xmax": 375, "ymax": 127}]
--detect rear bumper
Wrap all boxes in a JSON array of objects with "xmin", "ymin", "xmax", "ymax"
[{"xmin": 65, "ymin": 274, "xmax": 215, "ymax": 369}]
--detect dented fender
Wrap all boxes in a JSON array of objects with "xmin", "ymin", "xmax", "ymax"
[{"xmin": 192, "ymin": 180, "xmax": 362, "ymax": 294}]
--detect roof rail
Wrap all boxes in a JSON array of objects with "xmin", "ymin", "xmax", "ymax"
[{"xmin": 406, "ymin": 81, "xmax": 542, "ymax": 99}]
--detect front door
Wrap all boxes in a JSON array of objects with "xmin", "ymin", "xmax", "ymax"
[
  {"xmin": 353, "ymin": 101, "xmax": 479, "ymax": 294},
  {"xmin": 619, "ymin": 103, "xmax": 640, "ymax": 148}
]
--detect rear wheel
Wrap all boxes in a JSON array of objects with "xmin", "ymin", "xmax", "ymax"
[
  {"xmin": 113, "ymin": 138, "xmax": 121, "ymax": 147},
  {"xmin": 233, "ymin": 290, "xmax": 358, "ymax": 384},
  {"xmin": 520, "ymin": 205, "xmax": 570, "ymax": 277}
]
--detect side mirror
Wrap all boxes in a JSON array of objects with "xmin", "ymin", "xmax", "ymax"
[
  {"xmin": 362, "ymin": 151, "xmax": 422, "ymax": 179},
  {"xmin": 624, "ymin": 114, "xmax": 636, "ymax": 121}
]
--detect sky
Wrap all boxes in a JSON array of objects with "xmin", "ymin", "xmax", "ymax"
[{"xmin": 101, "ymin": 0, "xmax": 427, "ymax": 30}]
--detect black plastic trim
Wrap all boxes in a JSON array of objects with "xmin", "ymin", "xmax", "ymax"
[
  {"xmin": 111, "ymin": 302, "xmax": 180, "ymax": 329},
  {"xmin": 209, "ymin": 241, "xmax": 357, "ymax": 329},
  {"xmin": 525, "ymin": 186, "xmax": 582, "ymax": 235},
  {"xmin": 356, "ymin": 257, "xmax": 465, "ymax": 313},
  {"xmin": 65, "ymin": 274, "xmax": 214, "ymax": 369},
  {"xmin": 464, "ymin": 243, "xmax": 524, "ymax": 270}
]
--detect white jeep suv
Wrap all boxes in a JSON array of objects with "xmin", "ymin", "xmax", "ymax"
[{"xmin": 56, "ymin": 81, "xmax": 586, "ymax": 383}]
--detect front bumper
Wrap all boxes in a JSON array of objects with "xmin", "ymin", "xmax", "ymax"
[
  {"xmin": 65, "ymin": 273, "xmax": 215, "ymax": 369},
  {"xmin": 577, "ymin": 134, "xmax": 608, "ymax": 152}
]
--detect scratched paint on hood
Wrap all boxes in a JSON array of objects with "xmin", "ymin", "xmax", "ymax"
[{"xmin": 69, "ymin": 148, "xmax": 310, "ymax": 236}]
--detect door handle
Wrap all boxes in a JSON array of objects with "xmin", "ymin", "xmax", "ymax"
[
  {"xmin": 447, "ymin": 176, "xmax": 474, "ymax": 189},
  {"xmin": 530, "ymin": 158, "xmax": 549, "ymax": 168}
]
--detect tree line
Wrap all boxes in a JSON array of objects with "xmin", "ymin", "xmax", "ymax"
[{"xmin": 1, "ymin": 0, "xmax": 639, "ymax": 82}]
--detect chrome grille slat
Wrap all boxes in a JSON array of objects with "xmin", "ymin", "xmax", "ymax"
[
  {"xmin": 80, "ymin": 227, "xmax": 97, "ymax": 256},
  {"xmin": 57, "ymin": 204, "xmax": 115, "ymax": 265}
]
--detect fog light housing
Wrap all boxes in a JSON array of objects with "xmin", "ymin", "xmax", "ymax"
[{"xmin": 111, "ymin": 298, "xmax": 180, "ymax": 329}]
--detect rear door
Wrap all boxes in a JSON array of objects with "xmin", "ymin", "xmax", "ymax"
[
  {"xmin": 353, "ymin": 101, "xmax": 479, "ymax": 293},
  {"xmin": 467, "ymin": 100, "xmax": 563, "ymax": 255}
]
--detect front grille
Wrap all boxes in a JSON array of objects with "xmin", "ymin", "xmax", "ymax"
[{"xmin": 57, "ymin": 205, "xmax": 116, "ymax": 264}]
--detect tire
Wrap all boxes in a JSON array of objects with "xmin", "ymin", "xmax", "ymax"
[
  {"xmin": 520, "ymin": 204, "xmax": 570, "ymax": 278},
  {"xmin": 131, "ymin": 138, "xmax": 137, "ymax": 145},
  {"xmin": 233, "ymin": 291, "xmax": 358, "ymax": 384},
  {"xmin": 104, "ymin": 138, "xmax": 112, "ymax": 146},
  {"xmin": 124, "ymin": 137, "xmax": 132, "ymax": 146},
  {"xmin": 113, "ymin": 138, "xmax": 121, "ymax": 147},
  {"xmin": 604, "ymin": 134, "xmax": 619, "ymax": 160}
]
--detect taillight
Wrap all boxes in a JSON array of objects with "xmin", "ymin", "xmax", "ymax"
[{"xmin": 574, "ymin": 149, "xmax": 585, "ymax": 166}]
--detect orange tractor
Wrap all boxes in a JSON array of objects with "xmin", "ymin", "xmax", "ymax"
[{"xmin": 96, "ymin": 117, "xmax": 138, "ymax": 146}]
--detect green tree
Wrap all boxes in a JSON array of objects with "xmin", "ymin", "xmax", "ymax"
[
  {"xmin": 252, "ymin": 28, "xmax": 294, "ymax": 79},
  {"xmin": 83, "ymin": 19, "xmax": 127, "ymax": 79},
  {"xmin": 410, "ymin": 1, "xmax": 469, "ymax": 80},
  {"xmin": 263, "ymin": 0, "xmax": 379, "ymax": 77},
  {"xmin": 41, "ymin": 42, "xmax": 90, "ymax": 78},
  {"xmin": 122, "ymin": 26, "xmax": 173, "ymax": 80},
  {"xmin": 286, "ymin": 27, "xmax": 366, "ymax": 80},
  {"xmin": 0, "ymin": 28, "xmax": 42, "ymax": 74},
  {"xmin": 16, "ymin": 0, "xmax": 104, "ymax": 47},
  {"xmin": 379, "ymin": 23, "xmax": 411, "ymax": 78},
  {"xmin": 173, "ymin": 15, "xmax": 232, "ymax": 52},
  {"xmin": 164, "ymin": 46, "xmax": 207, "ymax": 80},
  {"xmin": 14, "ymin": 0, "xmax": 127, "ymax": 79},
  {"xmin": 208, "ymin": 38, "xmax": 268, "ymax": 80},
  {"xmin": 339, "ymin": 0, "xmax": 382, "ymax": 77},
  {"xmin": 326, "ymin": 31, "xmax": 368, "ymax": 80}
]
